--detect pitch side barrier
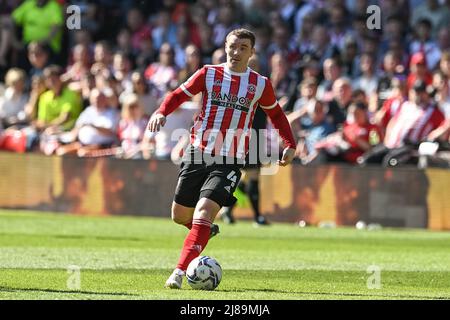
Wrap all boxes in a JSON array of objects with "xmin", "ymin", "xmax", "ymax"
[{"xmin": 0, "ymin": 151, "xmax": 448, "ymax": 230}]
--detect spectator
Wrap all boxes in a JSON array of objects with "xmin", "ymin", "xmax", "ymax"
[
  {"xmin": 386, "ymin": 36, "xmax": 409, "ymax": 71},
  {"xmin": 61, "ymin": 44, "xmax": 92, "ymax": 87},
  {"xmin": 315, "ymin": 102, "xmax": 380, "ymax": 164},
  {"xmin": 36, "ymin": 65, "xmax": 82, "ymax": 133},
  {"xmin": 440, "ymin": 50, "xmax": 450, "ymax": 78},
  {"xmin": 27, "ymin": 41, "xmax": 50, "ymax": 79},
  {"xmin": 55, "ymin": 88, "xmax": 119, "ymax": 157},
  {"xmin": 253, "ymin": 25, "xmax": 272, "ymax": 76},
  {"xmin": 12, "ymin": 0, "xmax": 64, "ymax": 56},
  {"xmin": 317, "ymin": 57, "xmax": 342, "ymax": 102},
  {"xmin": 173, "ymin": 24, "xmax": 191, "ymax": 69},
  {"xmin": 380, "ymin": 14, "xmax": 408, "ymax": 55},
  {"xmin": 352, "ymin": 53, "xmax": 379, "ymax": 97},
  {"xmin": 91, "ymin": 41, "xmax": 113, "ymax": 75},
  {"xmin": 341, "ymin": 36, "xmax": 360, "ymax": 79},
  {"xmin": 361, "ymin": 35, "xmax": 382, "ymax": 65},
  {"xmin": 327, "ymin": 77, "xmax": 353, "ymax": 129},
  {"xmin": 290, "ymin": 78, "xmax": 318, "ymax": 113},
  {"xmin": 327, "ymin": 5, "xmax": 354, "ymax": 52},
  {"xmin": 288, "ymin": 99, "xmax": 335, "ymax": 164},
  {"xmin": 135, "ymin": 36, "xmax": 157, "ymax": 73},
  {"xmin": 23, "ymin": 74, "xmax": 46, "ymax": 123},
  {"xmin": 115, "ymin": 28, "xmax": 135, "ymax": 63},
  {"xmin": 178, "ymin": 44, "xmax": 202, "ymax": 84},
  {"xmin": 375, "ymin": 77, "xmax": 408, "ymax": 135},
  {"xmin": 77, "ymin": 3, "xmax": 100, "ymax": 41},
  {"xmin": 267, "ymin": 23, "xmax": 299, "ymax": 65},
  {"xmin": 126, "ymin": 7, "xmax": 152, "ymax": 54},
  {"xmin": 243, "ymin": 0, "xmax": 272, "ymax": 28},
  {"xmin": 0, "ymin": 8, "xmax": 16, "ymax": 72},
  {"xmin": 144, "ymin": 43, "xmax": 178, "ymax": 99},
  {"xmin": 437, "ymin": 26, "xmax": 450, "ymax": 53},
  {"xmin": 112, "ymin": 51, "xmax": 134, "ymax": 95},
  {"xmin": 358, "ymin": 80, "xmax": 446, "ymax": 166},
  {"xmin": 409, "ymin": 18, "xmax": 442, "ymax": 70},
  {"xmin": 152, "ymin": 9, "xmax": 177, "ymax": 51},
  {"xmin": 120, "ymin": 71, "xmax": 158, "ymax": 117},
  {"xmin": 79, "ymin": 72, "xmax": 95, "ymax": 109},
  {"xmin": 213, "ymin": 5, "xmax": 239, "ymax": 48},
  {"xmin": 269, "ymin": 52, "xmax": 294, "ymax": 102},
  {"xmin": 300, "ymin": 54, "xmax": 321, "ymax": 81},
  {"xmin": 431, "ymin": 71, "xmax": 450, "ymax": 118},
  {"xmin": 117, "ymin": 93, "xmax": 148, "ymax": 159},
  {"xmin": 289, "ymin": 0, "xmax": 317, "ymax": 39},
  {"xmin": 340, "ymin": 102, "xmax": 382, "ymax": 163},
  {"xmin": 411, "ymin": 0, "xmax": 450, "ymax": 38},
  {"xmin": 68, "ymin": 29, "xmax": 94, "ymax": 66},
  {"xmin": 351, "ymin": 89, "xmax": 368, "ymax": 106},
  {"xmin": 407, "ymin": 52, "xmax": 433, "ymax": 92},
  {"xmin": 198, "ymin": 23, "xmax": 217, "ymax": 65},
  {"xmin": 376, "ymin": 51, "xmax": 404, "ymax": 111},
  {"xmin": 211, "ymin": 48, "xmax": 226, "ymax": 65},
  {"xmin": 0, "ymin": 68, "xmax": 28, "ymax": 128}
]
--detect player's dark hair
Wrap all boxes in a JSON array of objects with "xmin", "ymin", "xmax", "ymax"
[{"xmin": 226, "ymin": 28, "xmax": 256, "ymax": 48}]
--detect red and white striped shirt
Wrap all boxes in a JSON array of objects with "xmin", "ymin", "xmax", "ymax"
[
  {"xmin": 384, "ymin": 101, "xmax": 445, "ymax": 149},
  {"xmin": 157, "ymin": 63, "xmax": 296, "ymax": 159}
]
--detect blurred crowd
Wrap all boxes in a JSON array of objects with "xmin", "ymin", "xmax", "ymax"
[{"xmin": 0, "ymin": 0, "xmax": 450, "ymax": 168}]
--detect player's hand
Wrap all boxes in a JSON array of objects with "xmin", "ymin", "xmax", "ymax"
[
  {"xmin": 278, "ymin": 147, "xmax": 296, "ymax": 167},
  {"xmin": 148, "ymin": 112, "xmax": 166, "ymax": 132}
]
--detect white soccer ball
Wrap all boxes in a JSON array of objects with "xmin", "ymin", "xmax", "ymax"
[{"xmin": 186, "ymin": 256, "xmax": 222, "ymax": 290}]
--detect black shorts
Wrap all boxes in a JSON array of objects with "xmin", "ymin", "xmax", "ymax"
[{"xmin": 174, "ymin": 162, "xmax": 242, "ymax": 208}]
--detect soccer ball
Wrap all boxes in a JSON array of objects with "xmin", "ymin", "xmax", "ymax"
[{"xmin": 186, "ymin": 256, "xmax": 222, "ymax": 290}]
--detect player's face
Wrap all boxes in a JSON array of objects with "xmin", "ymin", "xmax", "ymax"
[{"xmin": 225, "ymin": 35, "xmax": 255, "ymax": 72}]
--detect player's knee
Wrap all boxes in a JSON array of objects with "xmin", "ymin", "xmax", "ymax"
[
  {"xmin": 171, "ymin": 204, "xmax": 194, "ymax": 225},
  {"xmin": 171, "ymin": 210, "xmax": 186, "ymax": 225},
  {"xmin": 194, "ymin": 199, "xmax": 220, "ymax": 221}
]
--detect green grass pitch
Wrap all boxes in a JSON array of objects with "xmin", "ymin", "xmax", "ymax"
[{"xmin": 0, "ymin": 210, "xmax": 449, "ymax": 300}]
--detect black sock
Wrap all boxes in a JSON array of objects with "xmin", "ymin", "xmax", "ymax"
[{"xmin": 246, "ymin": 179, "xmax": 260, "ymax": 219}]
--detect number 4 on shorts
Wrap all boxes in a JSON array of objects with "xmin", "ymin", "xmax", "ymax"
[{"xmin": 227, "ymin": 171, "xmax": 237, "ymax": 188}]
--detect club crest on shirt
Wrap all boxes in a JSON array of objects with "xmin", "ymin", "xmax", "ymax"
[
  {"xmin": 214, "ymin": 79, "xmax": 222, "ymax": 86},
  {"xmin": 247, "ymin": 84, "xmax": 256, "ymax": 93}
]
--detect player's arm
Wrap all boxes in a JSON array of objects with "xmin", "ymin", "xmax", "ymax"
[
  {"xmin": 148, "ymin": 67, "xmax": 206, "ymax": 132},
  {"xmin": 259, "ymin": 78, "xmax": 297, "ymax": 166}
]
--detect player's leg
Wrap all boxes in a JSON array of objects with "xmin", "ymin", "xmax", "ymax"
[
  {"xmin": 171, "ymin": 202, "xmax": 195, "ymax": 230},
  {"xmin": 165, "ymin": 197, "xmax": 222, "ymax": 289},
  {"xmin": 165, "ymin": 165, "xmax": 241, "ymax": 289},
  {"xmin": 172, "ymin": 198, "xmax": 221, "ymax": 235},
  {"xmin": 172, "ymin": 162, "xmax": 205, "ymax": 230},
  {"xmin": 175, "ymin": 198, "xmax": 221, "ymax": 268}
]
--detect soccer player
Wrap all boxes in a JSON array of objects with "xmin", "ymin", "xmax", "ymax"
[{"xmin": 148, "ymin": 28, "xmax": 296, "ymax": 289}]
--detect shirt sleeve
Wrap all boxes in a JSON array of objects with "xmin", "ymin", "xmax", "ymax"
[
  {"xmin": 258, "ymin": 77, "xmax": 278, "ymax": 110},
  {"xmin": 157, "ymin": 66, "xmax": 206, "ymax": 116},
  {"xmin": 179, "ymin": 66, "xmax": 207, "ymax": 98}
]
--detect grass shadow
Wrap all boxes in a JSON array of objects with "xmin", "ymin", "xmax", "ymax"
[
  {"xmin": 217, "ymin": 288, "xmax": 450, "ymax": 300},
  {"xmin": 0, "ymin": 286, "xmax": 138, "ymax": 297}
]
